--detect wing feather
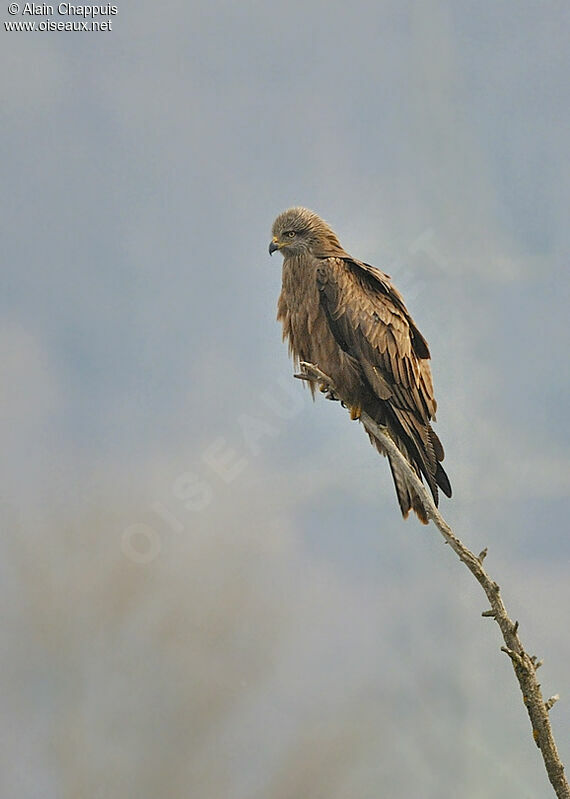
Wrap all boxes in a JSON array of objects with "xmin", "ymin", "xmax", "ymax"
[
  {"xmin": 316, "ymin": 257, "xmax": 435, "ymax": 423},
  {"xmin": 316, "ymin": 256, "xmax": 451, "ymax": 505}
]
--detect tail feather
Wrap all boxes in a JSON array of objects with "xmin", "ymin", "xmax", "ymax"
[
  {"xmin": 435, "ymin": 460, "xmax": 452, "ymax": 499},
  {"xmin": 388, "ymin": 408, "xmax": 438, "ymax": 498},
  {"xmin": 365, "ymin": 406, "xmax": 451, "ymax": 523},
  {"xmin": 429, "ymin": 427, "xmax": 445, "ymax": 462},
  {"xmin": 387, "ymin": 453, "xmax": 429, "ymax": 525}
]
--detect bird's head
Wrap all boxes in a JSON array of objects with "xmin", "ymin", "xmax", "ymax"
[{"xmin": 269, "ymin": 207, "xmax": 345, "ymax": 259}]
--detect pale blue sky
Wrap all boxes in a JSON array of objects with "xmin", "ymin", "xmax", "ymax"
[{"xmin": 2, "ymin": 3, "xmax": 569, "ymax": 796}]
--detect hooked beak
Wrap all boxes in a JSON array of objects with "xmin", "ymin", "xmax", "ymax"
[{"xmin": 268, "ymin": 238, "xmax": 280, "ymax": 255}]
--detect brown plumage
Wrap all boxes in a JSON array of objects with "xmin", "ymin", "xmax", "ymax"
[{"xmin": 270, "ymin": 206, "xmax": 452, "ymax": 523}]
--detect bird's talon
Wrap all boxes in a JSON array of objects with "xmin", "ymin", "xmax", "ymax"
[{"xmin": 350, "ymin": 405, "xmax": 362, "ymax": 421}]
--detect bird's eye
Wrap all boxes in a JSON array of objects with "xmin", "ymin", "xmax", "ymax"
[{"xmin": 285, "ymin": 230, "xmax": 297, "ymax": 239}]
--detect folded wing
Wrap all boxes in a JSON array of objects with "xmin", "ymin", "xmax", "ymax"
[{"xmin": 316, "ymin": 256, "xmax": 451, "ymax": 517}]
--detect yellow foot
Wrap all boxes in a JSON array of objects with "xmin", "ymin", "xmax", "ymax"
[{"xmin": 349, "ymin": 404, "xmax": 362, "ymax": 421}]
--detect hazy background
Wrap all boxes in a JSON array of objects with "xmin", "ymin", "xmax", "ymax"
[{"xmin": 2, "ymin": 1, "xmax": 569, "ymax": 797}]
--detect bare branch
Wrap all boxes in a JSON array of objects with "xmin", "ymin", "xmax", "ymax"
[{"xmin": 295, "ymin": 361, "xmax": 570, "ymax": 799}]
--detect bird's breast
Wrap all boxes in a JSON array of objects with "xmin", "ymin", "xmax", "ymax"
[
  {"xmin": 278, "ymin": 256, "xmax": 361, "ymax": 401},
  {"xmin": 278, "ymin": 256, "xmax": 321, "ymax": 363},
  {"xmin": 280, "ymin": 256, "xmax": 317, "ymax": 312}
]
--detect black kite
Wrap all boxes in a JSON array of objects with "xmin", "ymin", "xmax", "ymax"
[{"xmin": 270, "ymin": 207, "xmax": 452, "ymax": 523}]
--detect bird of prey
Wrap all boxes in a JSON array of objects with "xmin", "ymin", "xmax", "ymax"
[{"xmin": 270, "ymin": 207, "xmax": 451, "ymax": 523}]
